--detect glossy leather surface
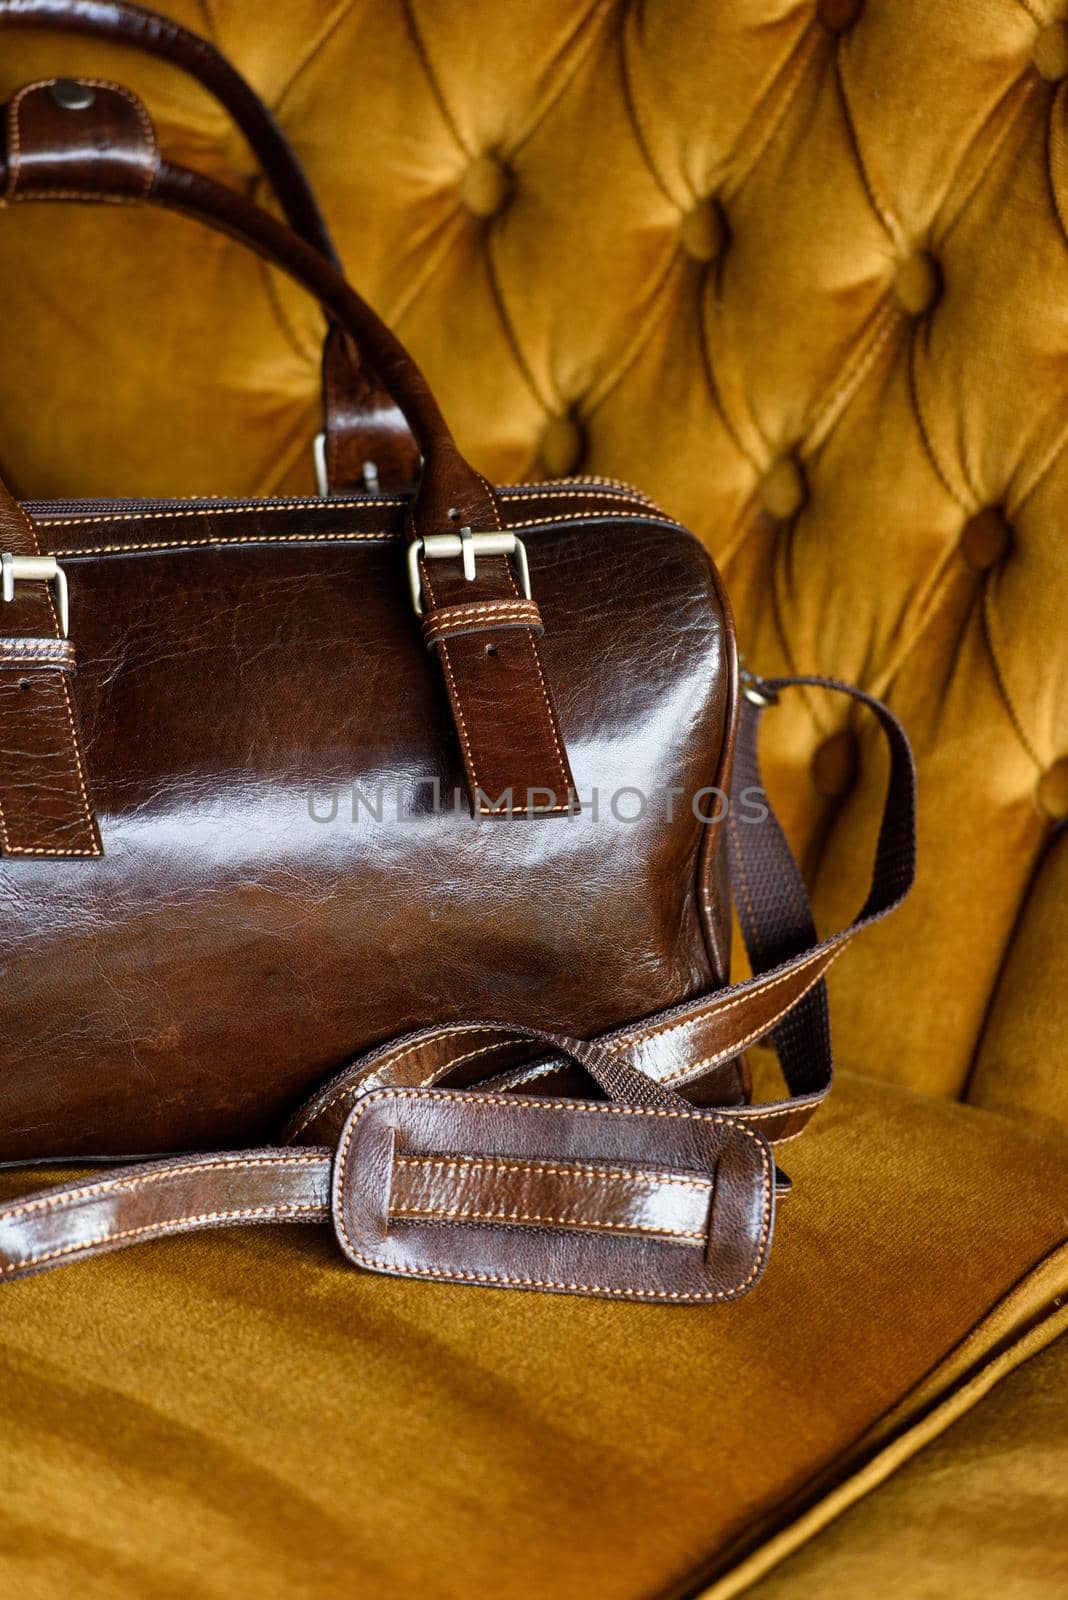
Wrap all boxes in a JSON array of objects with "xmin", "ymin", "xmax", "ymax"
[
  {"xmin": 0, "ymin": 467, "xmax": 101, "ymax": 857},
  {"xmin": 0, "ymin": 1022, "xmax": 775, "ymax": 1301},
  {"xmin": 334, "ymin": 1084, "xmax": 772, "ymax": 1303},
  {"xmin": 3, "ymin": 74, "xmax": 160, "ymax": 197},
  {"xmin": 1, "ymin": 487, "xmax": 736, "ymax": 1158}
]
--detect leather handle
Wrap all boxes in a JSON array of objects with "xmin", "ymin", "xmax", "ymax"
[
  {"xmin": 0, "ymin": 95, "xmax": 491, "ymax": 532},
  {"xmin": 0, "ymin": 81, "xmax": 578, "ymax": 823},
  {"xmin": 0, "ymin": 0, "xmax": 420, "ymax": 487},
  {"xmin": 0, "ymin": 0, "xmax": 340, "ymax": 258}
]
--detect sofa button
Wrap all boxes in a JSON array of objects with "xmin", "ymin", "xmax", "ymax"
[
  {"xmin": 1033, "ymin": 22, "xmax": 1068, "ymax": 82},
  {"xmin": 460, "ymin": 155, "xmax": 512, "ymax": 218},
  {"xmin": 1036, "ymin": 758, "xmax": 1068, "ymax": 821},
  {"xmin": 961, "ymin": 508, "xmax": 1013, "ymax": 572},
  {"xmin": 894, "ymin": 252, "xmax": 941, "ymax": 316},
  {"xmin": 817, "ymin": 0, "xmax": 863, "ymax": 32},
  {"xmin": 680, "ymin": 199, "xmax": 726, "ymax": 263},
  {"xmin": 812, "ymin": 730, "xmax": 858, "ymax": 798},
  {"xmin": 759, "ymin": 457, "xmax": 807, "ymax": 520},
  {"xmin": 540, "ymin": 414, "xmax": 585, "ymax": 477}
]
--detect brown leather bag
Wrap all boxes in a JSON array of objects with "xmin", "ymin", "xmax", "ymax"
[{"xmin": 0, "ymin": 5, "xmax": 916, "ymax": 1302}]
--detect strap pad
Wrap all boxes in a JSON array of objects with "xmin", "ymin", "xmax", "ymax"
[{"xmin": 333, "ymin": 1086, "xmax": 774, "ymax": 1303}]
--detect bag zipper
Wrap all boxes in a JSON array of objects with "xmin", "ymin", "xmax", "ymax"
[{"xmin": 26, "ymin": 477, "xmax": 662, "ymax": 520}]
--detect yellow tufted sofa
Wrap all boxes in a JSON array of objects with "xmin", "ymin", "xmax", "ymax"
[{"xmin": 1, "ymin": 2, "xmax": 1067, "ymax": 1595}]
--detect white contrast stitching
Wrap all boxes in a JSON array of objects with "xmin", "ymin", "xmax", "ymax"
[
  {"xmin": 5, "ymin": 79, "xmax": 160, "ymax": 205},
  {"xmin": 48, "ymin": 509, "xmax": 681, "ymax": 559},
  {"xmin": 659, "ymin": 951, "xmax": 848, "ymax": 1086},
  {"xmin": 2, "ymin": 1204, "xmax": 325, "ymax": 1275},
  {"xmin": 0, "ymin": 1151, "xmax": 325, "ymax": 1222},
  {"xmin": 288, "ymin": 1027, "xmax": 522, "ymax": 1138}
]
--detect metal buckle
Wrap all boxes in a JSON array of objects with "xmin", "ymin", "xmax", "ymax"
[
  {"xmin": 1, "ymin": 553, "xmax": 70, "ymax": 637},
  {"xmin": 739, "ymin": 664, "xmax": 778, "ymax": 708},
  {"xmin": 407, "ymin": 529, "xmax": 531, "ymax": 617}
]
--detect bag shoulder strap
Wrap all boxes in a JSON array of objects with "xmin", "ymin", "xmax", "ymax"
[{"xmin": 0, "ymin": 677, "xmax": 915, "ymax": 1300}]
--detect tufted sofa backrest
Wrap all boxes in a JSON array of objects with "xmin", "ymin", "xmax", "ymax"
[{"xmin": 1, "ymin": 0, "xmax": 1065, "ymax": 1130}]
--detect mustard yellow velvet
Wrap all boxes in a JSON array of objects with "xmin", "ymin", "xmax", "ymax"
[
  {"xmin": 1, "ymin": 3, "xmax": 1067, "ymax": 1593},
  {"xmin": 968, "ymin": 827, "xmax": 1068, "ymax": 1138},
  {"xmin": 735, "ymin": 1326, "xmax": 1068, "ymax": 1600},
  {"xmin": 0, "ymin": 1074, "xmax": 1066, "ymax": 1599}
]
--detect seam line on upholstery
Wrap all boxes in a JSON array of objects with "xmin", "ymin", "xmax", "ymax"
[
  {"xmin": 907, "ymin": 326, "xmax": 971, "ymax": 512},
  {"xmin": 980, "ymin": 583, "xmax": 1042, "ymax": 768},
  {"xmin": 833, "ymin": 46, "xmax": 900, "ymax": 244}
]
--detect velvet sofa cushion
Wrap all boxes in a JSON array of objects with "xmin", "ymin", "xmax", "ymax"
[
  {"xmin": 729, "ymin": 1321, "xmax": 1068, "ymax": 1600},
  {"xmin": 1, "ymin": 1073, "xmax": 1065, "ymax": 1599}
]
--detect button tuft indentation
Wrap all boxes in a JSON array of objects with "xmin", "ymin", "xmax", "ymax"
[
  {"xmin": 817, "ymin": 0, "xmax": 863, "ymax": 33},
  {"xmin": 894, "ymin": 252, "xmax": 941, "ymax": 316},
  {"xmin": 460, "ymin": 155, "xmax": 513, "ymax": 219},
  {"xmin": 961, "ymin": 509, "xmax": 1013, "ymax": 573},
  {"xmin": 759, "ymin": 457, "xmax": 807, "ymax": 521},
  {"xmin": 1033, "ymin": 22, "xmax": 1068, "ymax": 82},
  {"xmin": 540, "ymin": 415, "xmax": 585, "ymax": 478},
  {"xmin": 680, "ymin": 200, "xmax": 726, "ymax": 264},
  {"xmin": 1037, "ymin": 758, "xmax": 1068, "ymax": 821}
]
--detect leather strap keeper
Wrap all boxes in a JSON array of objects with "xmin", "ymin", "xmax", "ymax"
[
  {"xmin": 322, "ymin": 326, "xmax": 422, "ymax": 492},
  {"xmin": 419, "ymin": 550, "xmax": 576, "ymax": 818},
  {"xmin": 3, "ymin": 78, "xmax": 159, "ymax": 200},
  {"xmin": 0, "ymin": 485, "xmax": 100, "ymax": 857},
  {"xmin": 422, "ymin": 597, "xmax": 544, "ymax": 649}
]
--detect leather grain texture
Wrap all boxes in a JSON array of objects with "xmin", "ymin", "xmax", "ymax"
[
  {"xmin": 0, "ymin": 493, "xmax": 736, "ymax": 1157},
  {"xmin": 3, "ymin": 74, "xmax": 160, "ymax": 198},
  {"xmin": 331, "ymin": 1086, "xmax": 773, "ymax": 1303},
  {"xmin": 0, "ymin": 2, "xmax": 1065, "ymax": 1591}
]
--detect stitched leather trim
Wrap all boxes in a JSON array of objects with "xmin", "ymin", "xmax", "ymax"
[
  {"xmin": 333, "ymin": 1087, "xmax": 774, "ymax": 1303},
  {"xmin": 4, "ymin": 78, "xmax": 160, "ymax": 203},
  {"xmin": 0, "ymin": 490, "xmax": 102, "ymax": 856},
  {"xmin": 423, "ymin": 598, "xmax": 544, "ymax": 647}
]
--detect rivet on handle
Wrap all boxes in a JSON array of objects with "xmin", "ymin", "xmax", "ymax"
[{"xmin": 50, "ymin": 79, "xmax": 96, "ymax": 112}]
